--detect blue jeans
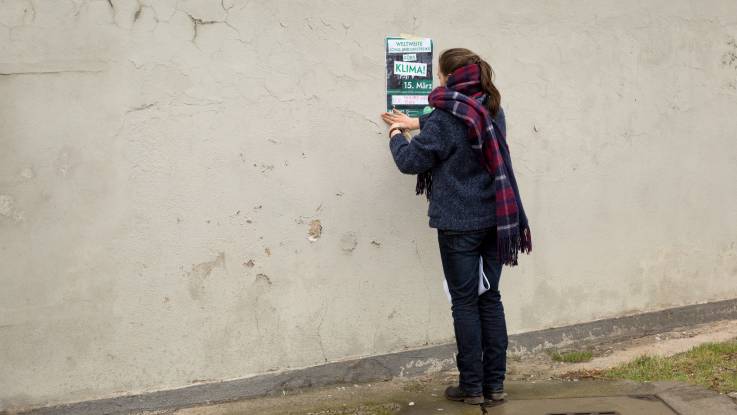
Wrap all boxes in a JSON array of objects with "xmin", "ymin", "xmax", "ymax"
[{"xmin": 437, "ymin": 227, "xmax": 508, "ymax": 395}]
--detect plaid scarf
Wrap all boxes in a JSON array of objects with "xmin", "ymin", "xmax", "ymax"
[{"xmin": 422, "ymin": 63, "xmax": 532, "ymax": 266}]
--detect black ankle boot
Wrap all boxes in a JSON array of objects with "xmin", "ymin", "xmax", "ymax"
[
  {"xmin": 444, "ymin": 385, "xmax": 485, "ymax": 405},
  {"xmin": 483, "ymin": 388, "xmax": 507, "ymax": 405}
]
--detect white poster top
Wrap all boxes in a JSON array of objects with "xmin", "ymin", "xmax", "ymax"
[{"xmin": 387, "ymin": 38, "xmax": 432, "ymax": 53}]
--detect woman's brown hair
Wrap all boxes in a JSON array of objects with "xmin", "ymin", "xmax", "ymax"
[{"xmin": 439, "ymin": 48, "xmax": 501, "ymax": 116}]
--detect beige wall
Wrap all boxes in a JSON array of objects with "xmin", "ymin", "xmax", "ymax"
[{"xmin": 2, "ymin": 0, "xmax": 737, "ymax": 410}]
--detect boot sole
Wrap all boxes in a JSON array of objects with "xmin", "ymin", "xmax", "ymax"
[
  {"xmin": 445, "ymin": 394, "xmax": 485, "ymax": 405},
  {"xmin": 464, "ymin": 396, "xmax": 486, "ymax": 405},
  {"xmin": 483, "ymin": 398, "xmax": 506, "ymax": 406}
]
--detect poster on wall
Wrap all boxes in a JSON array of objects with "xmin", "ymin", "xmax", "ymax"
[{"xmin": 385, "ymin": 36, "xmax": 434, "ymax": 118}]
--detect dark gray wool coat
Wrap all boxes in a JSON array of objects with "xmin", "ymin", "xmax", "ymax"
[{"xmin": 389, "ymin": 106, "xmax": 507, "ymax": 231}]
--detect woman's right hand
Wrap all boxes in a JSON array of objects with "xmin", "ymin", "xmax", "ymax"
[{"xmin": 380, "ymin": 108, "xmax": 420, "ymax": 130}]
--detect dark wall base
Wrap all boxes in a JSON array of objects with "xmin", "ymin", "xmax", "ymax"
[{"xmin": 9, "ymin": 298, "xmax": 737, "ymax": 415}]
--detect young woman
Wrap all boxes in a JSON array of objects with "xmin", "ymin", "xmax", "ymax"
[{"xmin": 381, "ymin": 48, "xmax": 532, "ymax": 405}]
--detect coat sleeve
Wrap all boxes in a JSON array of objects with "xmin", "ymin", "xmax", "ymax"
[{"xmin": 389, "ymin": 112, "xmax": 452, "ymax": 175}]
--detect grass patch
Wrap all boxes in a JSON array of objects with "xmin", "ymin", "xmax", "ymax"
[
  {"xmin": 549, "ymin": 350, "xmax": 594, "ymax": 363},
  {"xmin": 602, "ymin": 340, "xmax": 737, "ymax": 393}
]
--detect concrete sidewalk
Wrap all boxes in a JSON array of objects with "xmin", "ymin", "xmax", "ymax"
[
  {"xmin": 14, "ymin": 319, "xmax": 737, "ymax": 415},
  {"xmin": 160, "ymin": 379, "xmax": 737, "ymax": 415}
]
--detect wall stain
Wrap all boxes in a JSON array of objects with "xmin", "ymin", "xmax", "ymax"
[
  {"xmin": 133, "ymin": 2, "xmax": 142, "ymax": 22},
  {"xmin": 340, "ymin": 232, "xmax": 358, "ymax": 252},
  {"xmin": 187, "ymin": 252, "xmax": 226, "ymax": 300},
  {"xmin": 250, "ymin": 273, "xmax": 276, "ymax": 338}
]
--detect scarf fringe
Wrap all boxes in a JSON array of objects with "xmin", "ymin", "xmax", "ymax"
[
  {"xmin": 499, "ymin": 225, "xmax": 533, "ymax": 266},
  {"xmin": 416, "ymin": 172, "xmax": 432, "ymax": 200}
]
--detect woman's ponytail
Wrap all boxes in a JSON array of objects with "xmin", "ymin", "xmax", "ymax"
[{"xmin": 477, "ymin": 59, "xmax": 501, "ymax": 117}]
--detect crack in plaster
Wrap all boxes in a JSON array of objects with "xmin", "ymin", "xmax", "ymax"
[
  {"xmin": 175, "ymin": 2, "xmax": 248, "ymax": 47},
  {"xmin": 0, "ymin": 69, "xmax": 104, "ymax": 76},
  {"xmin": 316, "ymin": 300, "xmax": 329, "ymax": 363}
]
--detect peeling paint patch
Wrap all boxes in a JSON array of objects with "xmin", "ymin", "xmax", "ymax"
[
  {"xmin": 187, "ymin": 252, "xmax": 226, "ymax": 300},
  {"xmin": 255, "ymin": 163, "xmax": 274, "ymax": 174},
  {"xmin": 0, "ymin": 195, "xmax": 14, "ymax": 217},
  {"xmin": 308, "ymin": 219, "xmax": 322, "ymax": 242},
  {"xmin": 56, "ymin": 148, "xmax": 73, "ymax": 177},
  {"xmin": 19, "ymin": 167, "xmax": 35, "ymax": 180},
  {"xmin": 724, "ymin": 38, "xmax": 737, "ymax": 89},
  {"xmin": 0, "ymin": 194, "xmax": 24, "ymax": 223},
  {"xmin": 723, "ymin": 38, "xmax": 737, "ymax": 70},
  {"xmin": 340, "ymin": 232, "xmax": 358, "ymax": 252}
]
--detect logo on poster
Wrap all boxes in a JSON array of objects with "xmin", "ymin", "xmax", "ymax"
[{"xmin": 394, "ymin": 61, "xmax": 427, "ymax": 77}]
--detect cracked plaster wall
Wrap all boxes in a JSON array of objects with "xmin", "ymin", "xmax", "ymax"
[{"xmin": 1, "ymin": 0, "xmax": 737, "ymax": 410}]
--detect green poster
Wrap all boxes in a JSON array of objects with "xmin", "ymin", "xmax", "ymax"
[{"xmin": 385, "ymin": 36, "xmax": 434, "ymax": 118}]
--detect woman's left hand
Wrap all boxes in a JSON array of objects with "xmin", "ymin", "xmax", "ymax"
[{"xmin": 381, "ymin": 109, "xmax": 419, "ymax": 130}]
